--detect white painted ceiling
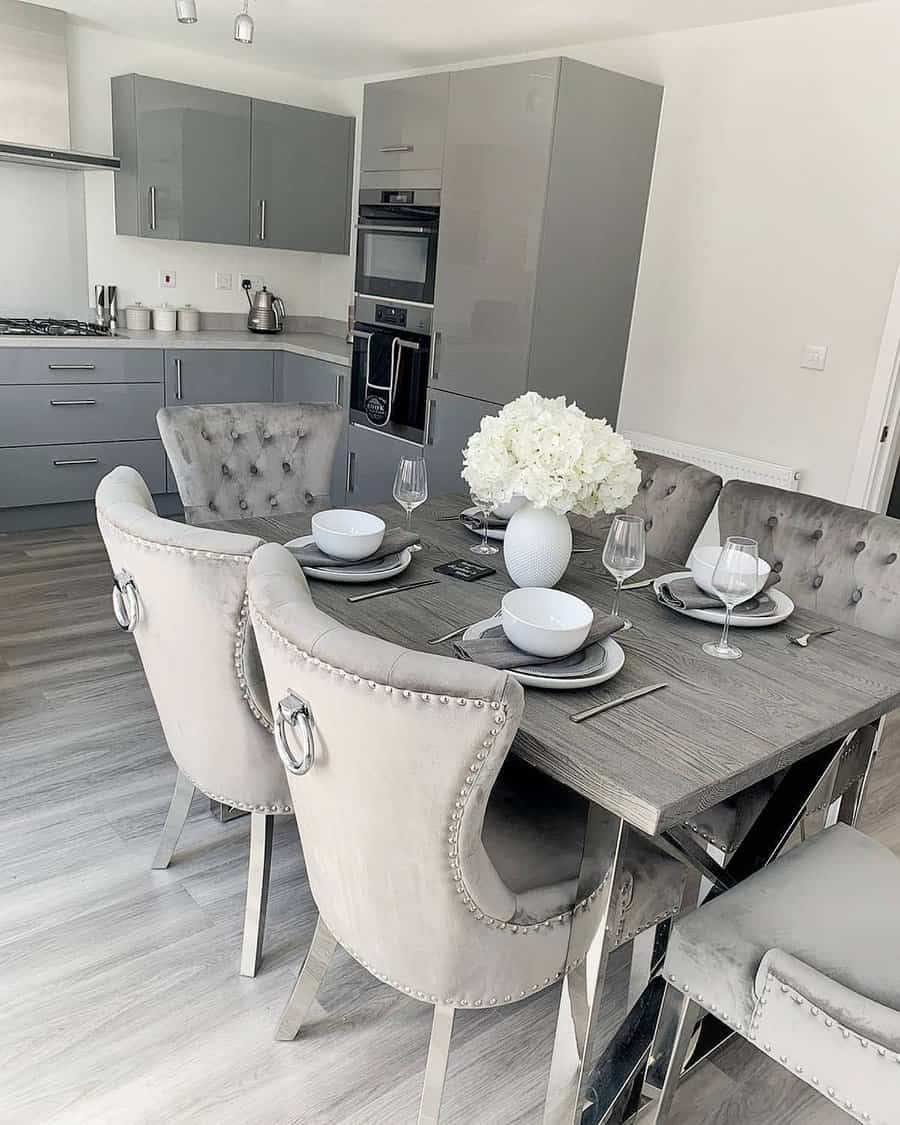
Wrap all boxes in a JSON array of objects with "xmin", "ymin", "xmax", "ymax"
[{"xmin": 40, "ymin": 0, "xmax": 868, "ymax": 79}]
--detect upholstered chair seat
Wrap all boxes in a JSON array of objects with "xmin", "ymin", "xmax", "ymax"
[
  {"xmin": 247, "ymin": 542, "xmax": 685, "ymax": 1123},
  {"xmin": 570, "ymin": 450, "xmax": 723, "ymax": 565},
  {"xmin": 158, "ymin": 401, "xmax": 344, "ymax": 525},
  {"xmin": 649, "ymin": 824, "xmax": 900, "ymax": 1125},
  {"xmin": 95, "ymin": 466, "xmax": 291, "ymax": 977}
]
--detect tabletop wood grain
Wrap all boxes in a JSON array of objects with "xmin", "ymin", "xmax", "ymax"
[{"xmin": 211, "ymin": 495, "xmax": 900, "ymax": 836}]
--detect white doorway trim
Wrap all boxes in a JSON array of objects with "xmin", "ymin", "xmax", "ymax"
[{"xmin": 848, "ymin": 259, "xmax": 900, "ymax": 512}]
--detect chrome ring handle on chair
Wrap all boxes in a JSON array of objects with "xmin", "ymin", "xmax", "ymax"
[
  {"xmin": 112, "ymin": 570, "xmax": 140, "ymax": 632},
  {"xmin": 274, "ymin": 691, "xmax": 315, "ymax": 776}
]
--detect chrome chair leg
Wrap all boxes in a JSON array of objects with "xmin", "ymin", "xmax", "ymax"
[
  {"xmin": 275, "ymin": 916, "xmax": 338, "ymax": 1041},
  {"xmin": 240, "ymin": 812, "xmax": 274, "ymax": 978},
  {"xmin": 417, "ymin": 1004, "xmax": 455, "ymax": 1125},
  {"xmin": 151, "ymin": 769, "xmax": 195, "ymax": 870},
  {"xmin": 644, "ymin": 985, "xmax": 702, "ymax": 1124}
]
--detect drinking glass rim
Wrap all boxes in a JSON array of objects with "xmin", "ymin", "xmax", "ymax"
[
  {"xmin": 612, "ymin": 514, "xmax": 644, "ymax": 525},
  {"xmin": 723, "ymin": 536, "xmax": 758, "ymax": 548}
]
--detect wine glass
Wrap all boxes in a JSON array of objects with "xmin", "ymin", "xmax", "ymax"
[
  {"xmin": 393, "ymin": 456, "xmax": 428, "ymax": 532},
  {"xmin": 702, "ymin": 536, "xmax": 759, "ymax": 660},
  {"xmin": 470, "ymin": 492, "xmax": 499, "ymax": 555},
  {"xmin": 602, "ymin": 515, "xmax": 646, "ymax": 629}
]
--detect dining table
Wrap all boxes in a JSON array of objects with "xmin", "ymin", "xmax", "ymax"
[{"xmin": 210, "ymin": 492, "xmax": 900, "ymax": 1125}]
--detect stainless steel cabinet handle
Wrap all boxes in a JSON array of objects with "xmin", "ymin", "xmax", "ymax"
[
  {"xmin": 274, "ymin": 692, "xmax": 315, "ymax": 776},
  {"xmin": 424, "ymin": 398, "xmax": 435, "ymax": 446},
  {"xmin": 53, "ymin": 458, "xmax": 100, "ymax": 466},
  {"xmin": 258, "ymin": 199, "xmax": 267, "ymax": 241},
  {"xmin": 356, "ymin": 223, "xmax": 429, "ymax": 235},
  {"xmin": 346, "ymin": 450, "xmax": 356, "ymax": 494},
  {"xmin": 148, "ymin": 185, "xmax": 158, "ymax": 231},
  {"xmin": 432, "ymin": 330, "xmax": 442, "ymax": 380},
  {"xmin": 174, "ymin": 357, "xmax": 183, "ymax": 400},
  {"xmin": 335, "ymin": 372, "xmax": 344, "ymax": 407},
  {"xmin": 47, "ymin": 364, "xmax": 95, "ymax": 371},
  {"xmin": 380, "ymin": 145, "xmax": 414, "ymax": 153},
  {"xmin": 50, "ymin": 399, "xmax": 97, "ymax": 406}
]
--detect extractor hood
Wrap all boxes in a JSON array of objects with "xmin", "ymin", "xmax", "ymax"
[{"xmin": 0, "ymin": 0, "xmax": 119, "ymax": 172}]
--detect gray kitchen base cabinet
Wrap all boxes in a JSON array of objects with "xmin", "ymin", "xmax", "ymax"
[
  {"xmin": 276, "ymin": 352, "xmax": 349, "ymax": 506},
  {"xmin": 346, "ymin": 424, "xmax": 419, "ymax": 508},
  {"xmin": 0, "ymin": 440, "xmax": 166, "ymax": 508},
  {"xmin": 0, "ymin": 383, "xmax": 163, "ymax": 448},
  {"xmin": 425, "ymin": 389, "xmax": 497, "ymax": 497}
]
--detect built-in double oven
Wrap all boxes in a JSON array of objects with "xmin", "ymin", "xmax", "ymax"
[{"xmin": 351, "ymin": 188, "xmax": 439, "ymax": 445}]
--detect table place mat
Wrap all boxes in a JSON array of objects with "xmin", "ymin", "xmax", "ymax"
[
  {"xmin": 286, "ymin": 529, "xmax": 420, "ymax": 568},
  {"xmin": 657, "ymin": 571, "xmax": 781, "ymax": 616},
  {"xmin": 453, "ymin": 615, "xmax": 624, "ymax": 671}
]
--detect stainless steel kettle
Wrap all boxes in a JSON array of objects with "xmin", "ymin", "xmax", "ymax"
[{"xmin": 245, "ymin": 284, "xmax": 285, "ymax": 334}]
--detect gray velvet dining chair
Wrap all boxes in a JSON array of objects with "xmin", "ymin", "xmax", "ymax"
[
  {"xmin": 684, "ymin": 482, "xmax": 900, "ymax": 857},
  {"xmin": 570, "ymin": 450, "xmax": 723, "ymax": 566},
  {"xmin": 647, "ymin": 823, "xmax": 900, "ymax": 1125},
  {"xmin": 157, "ymin": 401, "xmax": 344, "ymax": 525},
  {"xmin": 95, "ymin": 465, "xmax": 292, "ymax": 977},
  {"xmin": 246, "ymin": 541, "xmax": 687, "ymax": 1124}
]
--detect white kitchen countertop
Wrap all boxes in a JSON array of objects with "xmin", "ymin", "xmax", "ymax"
[{"xmin": 0, "ymin": 330, "xmax": 352, "ymax": 367}]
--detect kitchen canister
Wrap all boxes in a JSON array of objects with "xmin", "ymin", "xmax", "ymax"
[
  {"xmin": 124, "ymin": 302, "xmax": 151, "ymax": 331},
  {"xmin": 153, "ymin": 303, "xmax": 177, "ymax": 332},
  {"xmin": 177, "ymin": 304, "xmax": 200, "ymax": 332}
]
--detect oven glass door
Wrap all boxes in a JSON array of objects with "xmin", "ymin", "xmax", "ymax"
[
  {"xmin": 355, "ymin": 208, "xmax": 438, "ymax": 305},
  {"xmin": 350, "ymin": 327, "xmax": 431, "ymax": 444}
]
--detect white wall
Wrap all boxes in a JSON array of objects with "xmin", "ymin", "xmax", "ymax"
[{"xmin": 64, "ymin": 23, "xmax": 352, "ymax": 318}]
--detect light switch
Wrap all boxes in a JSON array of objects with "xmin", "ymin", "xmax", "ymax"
[{"xmin": 801, "ymin": 344, "xmax": 828, "ymax": 371}]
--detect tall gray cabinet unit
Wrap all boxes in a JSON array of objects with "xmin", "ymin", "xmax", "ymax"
[
  {"xmin": 431, "ymin": 57, "xmax": 662, "ymax": 422},
  {"xmin": 112, "ymin": 75, "xmax": 354, "ymax": 254}
]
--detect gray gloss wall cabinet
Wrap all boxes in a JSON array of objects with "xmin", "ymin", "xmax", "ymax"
[
  {"xmin": 429, "ymin": 58, "xmax": 662, "ymax": 420},
  {"xmin": 250, "ymin": 100, "xmax": 354, "ymax": 253},
  {"xmin": 425, "ymin": 389, "xmax": 497, "ymax": 497},
  {"xmin": 360, "ymin": 73, "xmax": 449, "ymax": 181},
  {"xmin": 112, "ymin": 75, "xmax": 354, "ymax": 253},
  {"xmin": 112, "ymin": 75, "xmax": 251, "ymax": 245}
]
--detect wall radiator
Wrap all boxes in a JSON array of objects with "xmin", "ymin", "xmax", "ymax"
[{"xmin": 622, "ymin": 430, "xmax": 802, "ymax": 547}]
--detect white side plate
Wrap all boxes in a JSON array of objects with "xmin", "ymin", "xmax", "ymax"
[
  {"xmin": 461, "ymin": 618, "xmax": 626, "ymax": 690},
  {"xmin": 653, "ymin": 572, "xmax": 795, "ymax": 628},
  {"xmin": 285, "ymin": 535, "xmax": 412, "ymax": 584}
]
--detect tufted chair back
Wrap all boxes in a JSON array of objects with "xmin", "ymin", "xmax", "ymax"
[
  {"xmin": 719, "ymin": 481, "xmax": 900, "ymax": 638},
  {"xmin": 571, "ymin": 451, "xmax": 722, "ymax": 565},
  {"xmin": 157, "ymin": 401, "xmax": 344, "ymax": 525},
  {"xmin": 96, "ymin": 466, "xmax": 291, "ymax": 813},
  {"xmin": 243, "ymin": 543, "xmax": 635, "ymax": 1005}
]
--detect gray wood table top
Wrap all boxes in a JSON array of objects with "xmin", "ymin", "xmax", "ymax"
[{"xmin": 210, "ymin": 494, "xmax": 900, "ymax": 837}]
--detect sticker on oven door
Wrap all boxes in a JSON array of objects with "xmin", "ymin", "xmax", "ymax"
[{"xmin": 365, "ymin": 394, "xmax": 389, "ymax": 425}]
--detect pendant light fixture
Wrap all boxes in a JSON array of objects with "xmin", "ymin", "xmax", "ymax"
[
  {"xmin": 233, "ymin": 0, "xmax": 254, "ymax": 44},
  {"xmin": 174, "ymin": 0, "xmax": 197, "ymax": 23}
]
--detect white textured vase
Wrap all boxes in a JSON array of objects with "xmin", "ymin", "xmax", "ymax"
[{"xmin": 503, "ymin": 504, "xmax": 573, "ymax": 589}]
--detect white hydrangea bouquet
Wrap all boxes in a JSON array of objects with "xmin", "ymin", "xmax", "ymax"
[{"xmin": 461, "ymin": 391, "xmax": 641, "ymax": 517}]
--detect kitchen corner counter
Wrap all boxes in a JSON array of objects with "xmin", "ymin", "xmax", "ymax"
[{"xmin": 0, "ymin": 330, "xmax": 352, "ymax": 367}]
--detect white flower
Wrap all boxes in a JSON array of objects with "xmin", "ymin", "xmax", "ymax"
[{"xmin": 461, "ymin": 392, "xmax": 641, "ymax": 517}]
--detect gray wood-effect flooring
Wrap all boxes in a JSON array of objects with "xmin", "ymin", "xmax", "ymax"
[{"xmin": 1, "ymin": 524, "xmax": 897, "ymax": 1125}]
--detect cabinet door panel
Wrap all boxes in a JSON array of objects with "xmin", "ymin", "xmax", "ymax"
[
  {"xmin": 425, "ymin": 389, "xmax": 497, "ymax": 497},
  {"xmin": 163, "ymin": 350, "xmax": 274, "ymax": 491},
  {"xmin": 250, "ymin": 100, "xmax": 353, "ymax": 254},
  {"xmin": 432, "ymin": 61, "xmax": 558, "ymax": 404},
  {"xmin": 346, "ymin": 424, "xmax": 418, "ymax": 508},
  {"xmin": 134, "ymin": 77, "xmax": 251, "ymax": 245},
  {"xmin": 276, "ymin": 352, "xmax": 348, "ymax": 505},
  {"xmin": 361, "ymin": 74, "xmax": 449, "ymax": 174}
]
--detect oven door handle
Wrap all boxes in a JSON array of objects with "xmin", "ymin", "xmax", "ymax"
[
  {"xmin": 355, "ymin": 224, "xmax": 431, "ymax": 235},
  {"xmin": 396, "ymin": 339, "xmax": 420, "ymax": 352}
]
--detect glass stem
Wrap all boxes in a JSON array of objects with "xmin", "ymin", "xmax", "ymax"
[
  {"xmin": 481, "ymin": 515, "xmax": 490, "ymax": 551},
  {"xmin": 406, "ymin": 507, "xmax": 412, "ymax": 532},
  {"xmin": 611, "ymin": 578, "xmax": 623, "ymax": 618},
  {"xmin": 720, "ymin": 606, "xmax": 733, "ymax": 651}
]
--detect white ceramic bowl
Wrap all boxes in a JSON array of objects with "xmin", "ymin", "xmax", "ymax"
[
  {"xmin": 689, "ymin": 544, "xmax": 770, "ymax": 597},
  {"xmin": 501, "ymin": 587, "xmax": 593, "ymax": 658},
  {"xmin": 311, "ymin": 509, "xmax": 386, "ymax": 561}
]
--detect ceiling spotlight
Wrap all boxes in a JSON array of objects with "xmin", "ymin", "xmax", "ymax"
[
  {"xmin": 234, "ymin": 0, "xmax": 254, "ymax": 44},
  {"xmin": 175, "ymin": 0, "xmax": 197, "ymax": 23}
]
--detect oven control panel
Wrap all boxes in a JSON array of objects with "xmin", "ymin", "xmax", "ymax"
[
  {"xmin": 375, "ymin": 303, "xmax": 407, "ymax": 328},
  {"xmin": 355, "ymin": 294, "xmax": 432, "ymax": 336}
]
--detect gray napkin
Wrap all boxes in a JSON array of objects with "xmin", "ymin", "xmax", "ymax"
[
  {"xmin": 288, "ymin": 529, "xmax": 420, "ymax": 568},
  {"xmin": 453, "ymin": 615, "xmax": 624, "ymax": 670},
  {"xmin": 657, "ymin": 571, "xmax": 781, "ymax": 616},
  {"xmin": 461, "ymin": 512, "xmax": 508, "ymax": 530}
]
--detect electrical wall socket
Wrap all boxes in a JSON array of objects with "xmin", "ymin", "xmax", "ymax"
[
  {"xmin": 215, "ymin": 271, "xmax": 233, "ymax": 291},
  {"xmin": 159, "ymin": 270, "xmax": 176, "ymax": 288},
  {"xmin": 240, "ymin": 275, "xmax": 265, "ymax": 292}
]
